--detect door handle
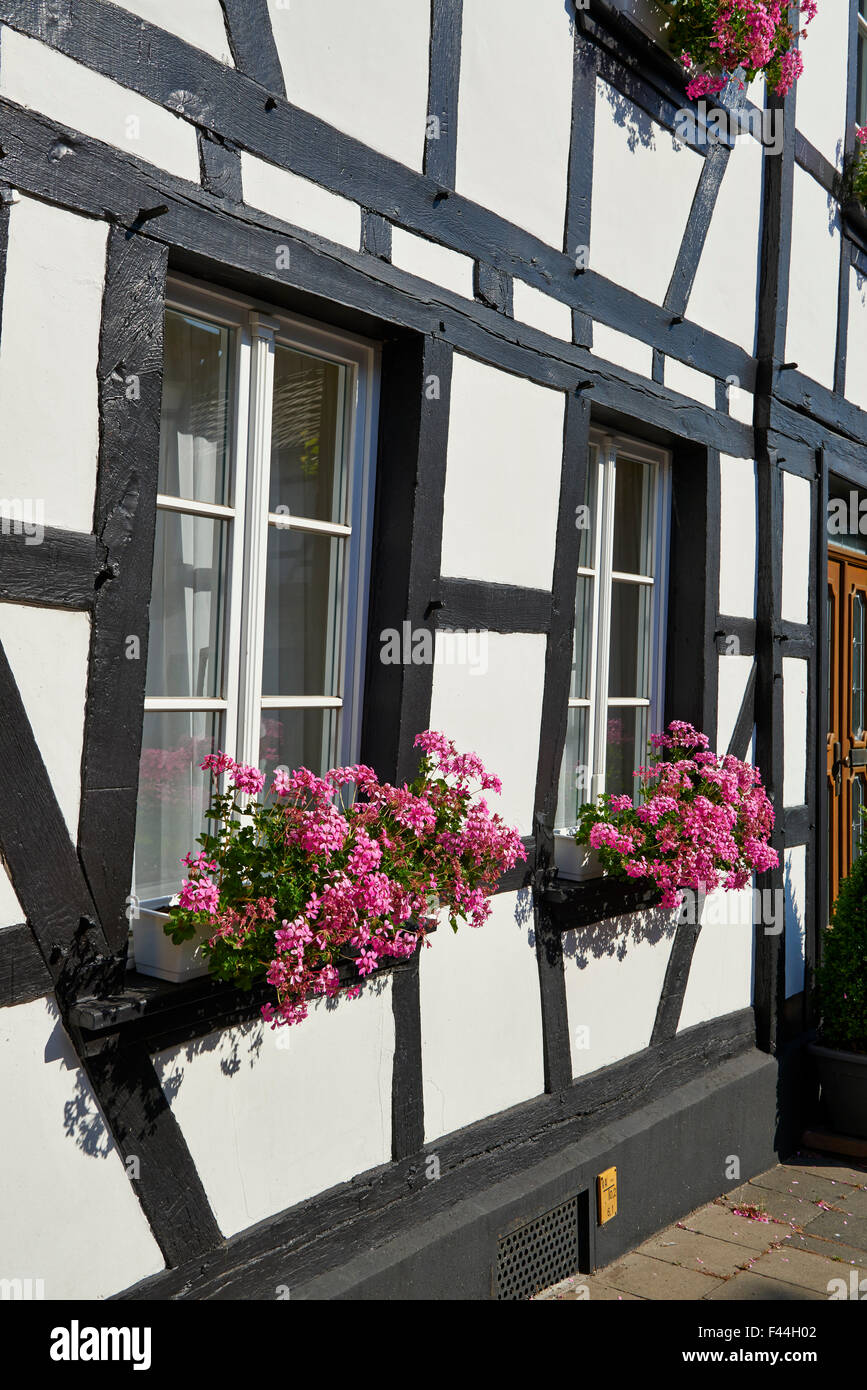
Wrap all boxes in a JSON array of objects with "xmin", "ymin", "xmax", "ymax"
[{"xmin": 833, "ymin": 741, "xmax": 843, "ymax": 795}]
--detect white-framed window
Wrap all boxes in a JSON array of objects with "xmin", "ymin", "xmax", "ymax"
[
  {"xmin": 555, "ymin": 429, "xmax": 671, "ymax": 828},
  {"xmin": 858, "ymin": 0, "xmax": 867, "ymax": 127},
  {"xmin": 134, "ymin": 276, "xmax": 380, "ymax": 903}
]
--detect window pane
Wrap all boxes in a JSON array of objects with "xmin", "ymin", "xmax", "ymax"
[
  {"xmin": 577, "ymin": 444, "xmax": 598, "ymax": 570},
  {"xmin": 854, "ymin": 592, "xmax": 865, "ymax": 738},
  {"xmin": 569, "ymin": 575, "xmax": 594, "ymax": 699},
  {"xmin": 854, "ymin": 776, "xmax": 865, "ymax": 864},
  {"xmin": 605, "ymin": 705, "xmax": 648, "ymax": 801},
  {"xmin": 555, "ymin": 705, "xmax": 589, "ymax": 829},
  {"xmin": 269, "ymin": 346, "xmax": 347, "ymax": 522},
  {"xmin": 260, "ymin": 707, "xmax": 339, "ymax": 781},
  {"xmin": 262, "ymin": 528, "xmax": 345, "ymax": 697},
  {"xmin": 134, "ymin": 710, "xmax": 221, "ymax": 902},
  {"xmin": 159, "ymin": 310, "xmax": 232, "ymax": 505},
  {"xmin": 612, "ymin": 456, "xmax": 655, "ymax": 575},
  {"xmin": 608, "ymin": 581, "xmax": 653, "ymax": 699},
  {"xmin": 145, "ymin": 509, "xmax": 228, "ymax": 698}
]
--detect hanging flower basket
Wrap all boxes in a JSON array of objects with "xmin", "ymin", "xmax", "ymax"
[
  {"xmin": 572, "ymin": 721, "xmax": 778, "ymax": 909},
  {"xmin": 665, "ymin": 0, "xmax": 817, "ymax": 101},
  {"xmin": 157, "ymin": 732, "xmax": 526, "ymax": 1028}
]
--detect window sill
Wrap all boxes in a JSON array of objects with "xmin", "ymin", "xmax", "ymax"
[
  {"xmin": 542, "ymin": 874, "xmax": 662, "ymax": 930},
  {"xmin": 69, "ymin": 942, "xmax": 430, "ymax": 1053}
]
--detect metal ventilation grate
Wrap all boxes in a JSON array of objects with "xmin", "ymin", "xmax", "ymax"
[{"xmin": 495, "ymin": 1197, "xmax": 580, "ymax": 1300}]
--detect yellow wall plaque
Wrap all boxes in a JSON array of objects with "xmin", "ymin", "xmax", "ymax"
[{"xmin": 597, "ymin": 1167, "xmax": 618, "ymax": 1224}]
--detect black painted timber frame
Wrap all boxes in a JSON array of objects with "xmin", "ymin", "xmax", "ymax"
[{"xmin": 0, "ymin": 0, "xmax": 859, "ymax": 1291}]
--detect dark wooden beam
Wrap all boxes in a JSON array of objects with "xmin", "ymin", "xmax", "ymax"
[
  {"xmin": 0, "ymin": 923, "xmax": 52, "ymax": 1007},
  {"xmin": 78, "ymin": 228, "xmax": 168, "ymax": 956},
  {"xmin": 650, "ymin": 920, "xmax": 702, "ymax": 1044},
  {"xmin": 197, "ymin": 130, "xmax": 243, "ymax": 203},
  {"xmin": 0, "ymin": 525, "xmax": 103, "ymax": 608},
  {"xmin": 390, "ymin": 954, "xmax": 425, "ymax": 1161},
  {"xmin": 79, "ymin": 1034, "xmax": 223, "ymax": 1266},
  {"xmin": 0, "ymin": 637, "xmax": 111, "ymax": 996},
  {"xmin": 435, "ymin": 577, "xmax": 551, "ymax": 634},
  {"xmin": 360, "ymin": 335, "xmax": 453, "ymax": 1158},
  {"xmin": 565, "ymin": 29, "xmax": 597, "ymax": 346},
  {"xmin": 665, "ymin": 443, "xmax": 720, "ymax": 741},
  {"xmin": 424, "ymin": 0, "xmax": 462, "ymax": 189},
  {"xmin": 217, "ymin": 0, "xmax": 285, "ymax": 95}
]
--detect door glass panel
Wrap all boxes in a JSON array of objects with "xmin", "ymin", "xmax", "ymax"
[
  {"xmin": 608, "ymin": 581, "xmax": 652, "ymax": 698},
  {"xmin": 269, "ymin": 346, "xmax": 347, "ymax": 523},
  {"xmin": 853, "ymin": 591, "xmax": 865, "ymax": 737},
  {"xmin": 828, "ymin": 587, "xmax": 833, "ymax": 718},
  {"xmin": 159, "ymin": 310, "xmax": 232, "ymax": 505},
  {"xmin": 145, "ymin": 510, "xmax": 228, "ymax": 699},
  {"xmin": 853, "ymin": 776, "xmax": 865, "ymax": 863},
  {"xmin": 612, "ymin": 456, "xmax": 656, "ymax": 575}
]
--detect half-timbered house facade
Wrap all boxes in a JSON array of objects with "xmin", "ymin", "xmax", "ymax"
[{"xmin": 0, "ymin": 0, "xmax": 857, "ymax": 1299}]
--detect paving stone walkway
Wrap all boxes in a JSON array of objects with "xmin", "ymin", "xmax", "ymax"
[{"xmin": 536, "ymin": 1152, "xmax": 867, "ymax": 1301}]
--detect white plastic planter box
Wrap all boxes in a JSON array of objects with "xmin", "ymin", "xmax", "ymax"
[
  {"xmin": 553, "ymin": 834, "xmax": 604, "ymax": 881},
  {"xmin": 132, "ymin": 906, "xmax": 212, "ymax": 983}
]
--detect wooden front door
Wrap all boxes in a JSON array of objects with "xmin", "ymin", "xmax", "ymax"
[{"xmin": 828, "ymin": 549, "xmax": 867, "ymax": 911}]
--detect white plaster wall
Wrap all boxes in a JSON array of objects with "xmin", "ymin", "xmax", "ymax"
[
  {"xmin": 728, "ymin": 383, "xmax": 754, "ymax": 427},
  {"xmin": 783, "ymin": 656, "xmax": 809, "ymax": 808},
  {"xmin": 793, "ymin": 1, "xmax": 849, "ymax": 171},
  {"xmin": 0, "ymin": 998, "xmax": 163, "ymax": 1297},
  {"xmin": 105, "ymin": 0, "xmax": 233, "ymax": 62},
  {"xmin": 427, "ymin": 631, "xmax": 546, "ymax": 838},
  {"xmin": 717, "ymin": 654, "xmax": 754, "ymax": 756},
  {"xmin": 0, "ymin": 870, "xmax": 23, "ymax": 930},
  {"xmin": 781, "ymin": 471, "xmax": 811, "ymax": 626},
  {"xmin": 456, "ymin": 0, "xmax": 573, "ymax": 246},
  {"xmin": 0, "ymin": 198, "xmax": 106, "ymax": 533},
  {"xmin": 678, "ymin": 886, "xmax": 754, "ymax": 1031},
  {"xmin": 785, "ymin": 165, "xmax": 841, "ymax": 392},
  {"xmin": 270, "ymin": 0, "xmax": 430, "ymax": 171},
  {"xmin": 718, "ymin": 455, "xmax": 757, "ymax": 618},
  {"xmin": 154, "ymin": 980, "xmax": 394, "ymax": 1238},
  {"xmin": 590, "ymin": 77, "xmax": 703, "ymax": 304},
  {"xmin": 420, "ymin": 891, "xmax": 543, "ymax": 1141},
  {"xmin": 562, "ymin": 907, "xmax": 677, "ymax": 1078},
  {"xmin": 592, "ymin": 323, "xmax": 654, "ymax": 378},
  {"xmin": 440, "ymin": 354, "xmax": 564, "ymax": 590},
  {"xmin": 241, "ymin": 154, "xmax": 361, "ymax": 249},
  {"xmin": 0, "ymin": 605, "xmax": 90, "ymax": 837},
  {"xmin": 688, "ymin": 133, "xmax": 763, "ymax": 355},
  {"xmin": 785, "ymin": 843, "xmax": 807, "ymax": 999},
  {"xmin": 512, "ymin": 280, "xmax": 573, "ymax": 342},
  {"xmin": 390, "ymin": 227, "xmax": 475, "ymax": 300},
  {"xmin": 845, "ymin": 263, "xmax": 867, "ymax": 413},
  {"xmin": 664, "ymin": 357, "xmax": 717, "ymax": 408},
  {"xmin": 0, "ymin": 26, "xmax": 200, "ymax": 182}
]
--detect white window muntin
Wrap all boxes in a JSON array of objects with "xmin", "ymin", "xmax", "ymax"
[{"xmin": 564, "ymin": 429, "xmax": 671, "ymax": 814}]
